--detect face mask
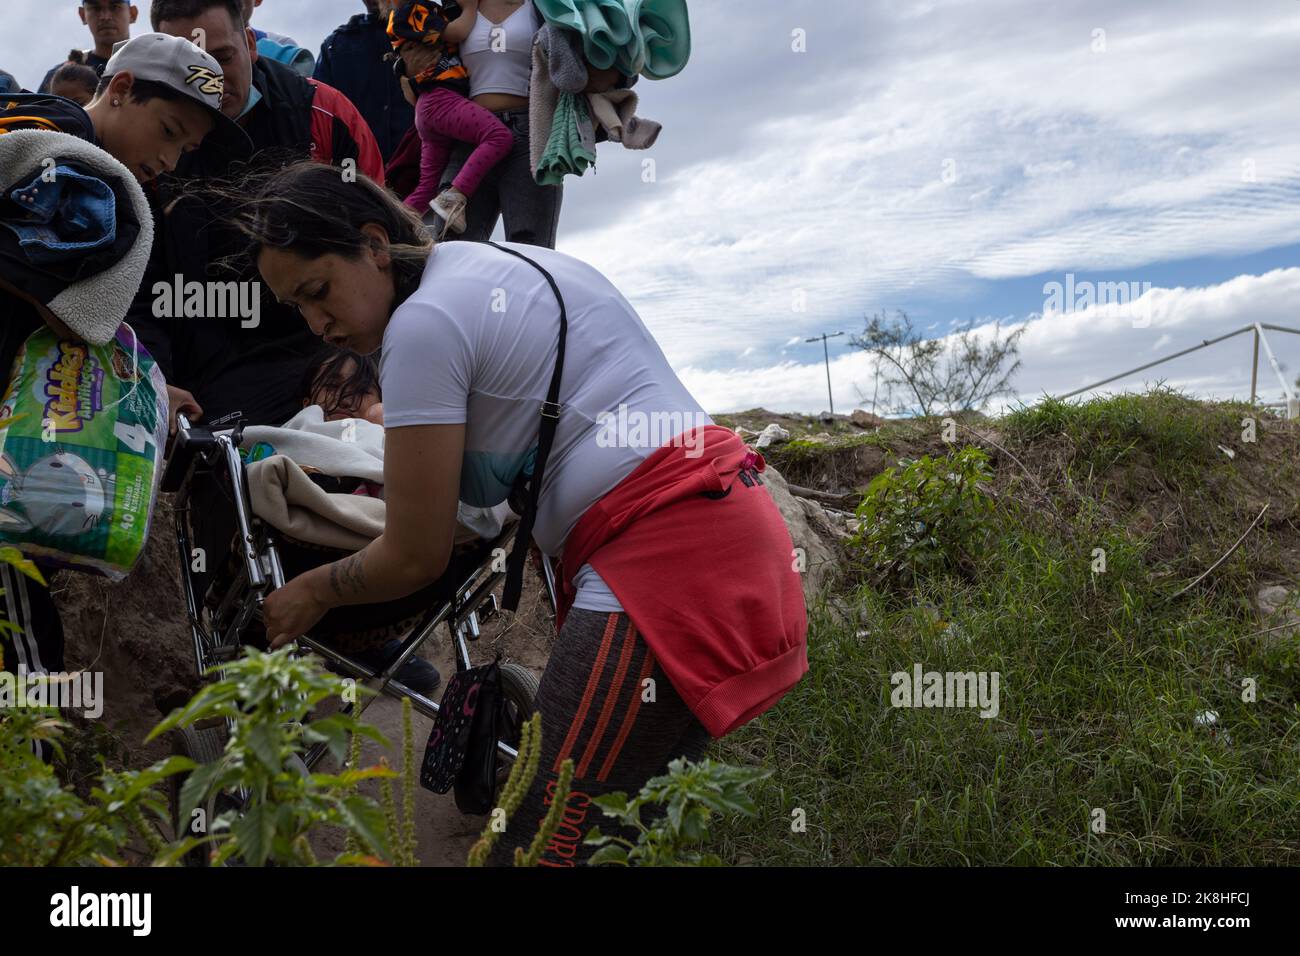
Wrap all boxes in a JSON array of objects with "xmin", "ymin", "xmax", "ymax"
[{"xmin": 237, "ymin": 83, "xmax": 262, "ymax": 120}]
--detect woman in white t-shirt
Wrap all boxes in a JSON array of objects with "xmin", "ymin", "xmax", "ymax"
[{"xmin": 248, "ymin": 162, "xmax": 807, "ymax": 865}]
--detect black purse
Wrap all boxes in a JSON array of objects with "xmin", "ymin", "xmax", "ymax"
[
  {"xmin": 419, "ymin": 654, "xmax": 504, "ymax": 804},
  {"xmin": 453, "ymin": 657, "xmax": 507, "ymax": 815}
]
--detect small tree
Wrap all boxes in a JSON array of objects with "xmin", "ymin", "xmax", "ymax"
[{"xmin": 851, "ymin": 311, "xmax": 1024, "ymax": 417}]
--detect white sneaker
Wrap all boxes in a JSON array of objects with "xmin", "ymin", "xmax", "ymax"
[{"xmin": 430, "ymin": 188, "xmax": 468, "ymax": 236}]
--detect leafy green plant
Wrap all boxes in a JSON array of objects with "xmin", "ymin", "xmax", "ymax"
[
  {"xmin": 149, "ymin": 646, "xmax": 395, "ymax": 866},
  {"xmin": 2, "ymin": 547, "xmax": 187, "ymax": 866},
  {"xmin": 470, "ymin": 717, "xmax": 767, "ymax": 867},
  {"xmin": 373, "ymin": 697, "xmax": 420, "ymax": 867},
  {"xmin": 584, "ymin": 759, "xmax": 770, "ymax": 866},
  {"xmin": 0, "ymin": 704, "xmax": 190, "ymax": 866},
  {"xmin": 850, "ymin": 446, "xmax": 994, "ymax": 585},
  {"xmin": 467, "ymin": 712, "xmax": 577, "ymax": 867}
]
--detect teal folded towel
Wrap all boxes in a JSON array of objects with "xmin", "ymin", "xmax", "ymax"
[
  {"xmin": 536, "ymin": 93, "xmax": 597, "ymax": 185},
  {"xmin": 533, "ymin": 0, "xmax": 691, "ymax": 80}
]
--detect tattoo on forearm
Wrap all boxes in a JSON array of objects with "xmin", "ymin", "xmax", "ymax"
[{"xmin": 328, "ymin": 552, "xmax": 368, "ymax": 600}]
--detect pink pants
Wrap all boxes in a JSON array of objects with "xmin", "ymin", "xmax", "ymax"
[{"xmin": 406, "ymin": 87, "xmax": 513, "ymax": 212}]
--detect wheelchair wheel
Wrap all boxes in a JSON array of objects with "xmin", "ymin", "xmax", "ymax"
[
  {"xmin": 495, "ymin": 662, "xmax": 540, "ymax": 794},
  {"xmin": 169, "ymin": 723, "xmax": 232, "ymax": 867},
  {"xmin": 169, "ymin": 724, "xmax": 310, "ymax": 866}
]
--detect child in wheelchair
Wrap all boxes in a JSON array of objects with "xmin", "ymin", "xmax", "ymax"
[{"xmin": 181, "ymin": 346, "xmax": 511, "ymax": 698}]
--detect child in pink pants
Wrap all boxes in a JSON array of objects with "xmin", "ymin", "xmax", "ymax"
[{"xmin": 385, "ymin": 0, "xmax": 512, "ymax": 235}]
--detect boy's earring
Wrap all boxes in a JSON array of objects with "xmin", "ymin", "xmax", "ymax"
[{"xmin": 112, "ymin": 99, "xmax": 120, "ymax": 106}]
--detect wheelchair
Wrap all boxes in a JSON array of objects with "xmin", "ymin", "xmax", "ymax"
[{"xmin": 159, "ymin": 413, "xmax": 558, "ymax": 861}]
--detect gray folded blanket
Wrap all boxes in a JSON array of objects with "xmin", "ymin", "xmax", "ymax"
[{"xmin": 530, "ymin": 23, "xmax": 661, "ymax": 182}]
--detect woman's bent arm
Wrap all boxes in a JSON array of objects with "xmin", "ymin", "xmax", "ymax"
[{"xmin": 264, "ymin": 423, "xmax": 466, "ymax": 646}]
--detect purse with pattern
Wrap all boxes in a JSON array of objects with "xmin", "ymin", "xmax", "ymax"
[{"xmin": 420, "ymin": 654, "xmax": 503, "ymax": 802}]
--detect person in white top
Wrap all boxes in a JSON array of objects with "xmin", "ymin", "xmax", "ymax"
[
  {"xmin": 249, "ymin": 162, "xmax": 722, "ymax": 865},
  {"xmin": 246, "ymin": 161, "xmax": 710, "ymax": 632}
]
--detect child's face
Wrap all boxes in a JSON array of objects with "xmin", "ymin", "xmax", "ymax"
[
  {"xmin": 307, "ymin": 357, "xmax": 383, "ymax": 422},
  {"xmin": 94, "ymin": 74, "xmax": 215, "ymax": 182},
  {"xmin": 51, "ymin": 79, "xmax": 94, "ymax": 106}
]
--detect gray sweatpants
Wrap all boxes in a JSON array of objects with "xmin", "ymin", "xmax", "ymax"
[
  {"xmin": 492, "ymin": 607, "xmax": 711, "ymax": 866},
  {"xmin": 433, "ymin": 108, "xmax": 563, "ymax": 249}
]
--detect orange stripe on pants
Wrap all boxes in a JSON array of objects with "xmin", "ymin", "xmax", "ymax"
[
  {"xmin": 552, "ymin": 612, "xmax": 620, "ymax": 773},
  {"xmin": 575, "ymin": 619, "xmax": 638, "ymax": 777},
  {"xmin": 597, "ymin": 649, "xmax": 657, "ymax": 782}
]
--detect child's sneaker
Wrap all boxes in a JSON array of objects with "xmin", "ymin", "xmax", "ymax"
[{"xmin": 430, "ymin": 188, "xmax": 468, "ymax": 236}]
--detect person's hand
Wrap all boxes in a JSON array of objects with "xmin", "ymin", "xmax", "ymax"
[
  {"xmin": 262, "ymin": 571, "xmax": 331, "ymax": 649},
  {"xmin": 399, "ymin": 74, "xmax": 418, "ymax": 107},
  {"xmin": 166, "ymin": 385, "xmax": 203, "ymax": 435}
]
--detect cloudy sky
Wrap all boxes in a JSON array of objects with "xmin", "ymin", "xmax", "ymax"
[{"xmin": 7, "ymin": 0, "xmax": 1300, "ymax": 414}]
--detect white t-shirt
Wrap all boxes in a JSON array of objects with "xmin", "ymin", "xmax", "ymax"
[{"xmin": 379, "ymin": 241, "xmax": 711, "ymax": 610}]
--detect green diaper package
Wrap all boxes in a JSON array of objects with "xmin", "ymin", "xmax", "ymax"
[{"xmin": 0, "ymin": 325, "xmax": 167, "ymax": 580}]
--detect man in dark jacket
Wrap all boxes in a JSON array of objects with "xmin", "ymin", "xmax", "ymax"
[
  {"xmin": 135, "ymin": 0, "xmax": 384, "ymax": 434},
  {"xmin": 130, "ymin": 0, "xmax": 440, "ymax": 694},
  {"xmin": 314, "ymin": 0, "xmax": 414, "ymax": 161}
]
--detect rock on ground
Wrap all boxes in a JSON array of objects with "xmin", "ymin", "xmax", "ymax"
[
  {"xmin": 1255, "ymin": 584, "xmax": 1300, "ymax": 649},
  {"xmin": 762, "ymin": 464, "xmax": 843, "ymax": 598},
  {"xmin": 850, "ymin": 409, "xmax": 885, "ymax": 429}
]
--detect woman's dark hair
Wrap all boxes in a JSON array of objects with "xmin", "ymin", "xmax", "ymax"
[
  {"xmin": 92, "ymin": 75, "xmax": 197, "ymax": 105},
  {"xmin": 229, "ymin": 160, "xmax": 433, "ymax": 309},
  {"xmin": 301, "ymin": 347, "xmax": 381, "ymax": 418}
]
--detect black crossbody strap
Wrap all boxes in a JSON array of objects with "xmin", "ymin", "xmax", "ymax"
[{"xmin": 486, "ymin": 241, "xmax": 568, "ymax": 612}]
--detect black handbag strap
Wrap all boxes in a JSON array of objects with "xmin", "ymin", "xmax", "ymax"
[{"xmin": 485, "ymin": 241, "xmax": 567, "ymax": 612}]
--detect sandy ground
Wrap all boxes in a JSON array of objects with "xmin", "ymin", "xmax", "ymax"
[{"xmin": 56, "ymin": 494, "xmax": 557, "ymax": 867}]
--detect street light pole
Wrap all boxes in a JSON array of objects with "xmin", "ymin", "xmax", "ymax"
[{"xmin": 806, "ymin": 331, "xmax": 845, "ymax": 416}]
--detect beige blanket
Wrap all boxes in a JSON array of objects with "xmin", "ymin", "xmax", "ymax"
[{"xmin": 246, "ymin": 454, "xmax": 505, "ymax": 551}]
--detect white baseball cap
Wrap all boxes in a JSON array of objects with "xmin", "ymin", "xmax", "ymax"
[{"xmin": 105, "ymin": 32, "xmax": 251, "ymax": 156}]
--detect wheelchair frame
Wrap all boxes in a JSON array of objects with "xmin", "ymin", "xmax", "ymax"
[{"xmin": 163, "ymin": 413, "xmax": 557, "ymax": 771}]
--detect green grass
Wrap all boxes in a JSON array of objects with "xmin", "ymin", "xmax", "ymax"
[
  {"xmin": 709, "ymin": 392, "xmax": 1300, "ymax": 865},
  {"xmin": 1002, "ymin": 387, "xmax": 1252, "ymax": 486}
]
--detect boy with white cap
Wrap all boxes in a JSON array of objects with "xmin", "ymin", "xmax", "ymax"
[
  {"xmin": 2, "ymin": 31, "xmax": 251, "ymax": 179},
  {"xmin": 0, "ymin": 35, "xmax": 248, "ymax": 755}
]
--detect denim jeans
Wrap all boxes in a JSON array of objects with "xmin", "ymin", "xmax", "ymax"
[
  {"xmin": 430, "ymin": 107, "xmax": 563, "ymax": 249},
  {"xmin": 3, "ymin": 166, "xmax": 116, "ymax": 264}
]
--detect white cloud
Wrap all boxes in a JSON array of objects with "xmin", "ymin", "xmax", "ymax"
[
  {"xmin": 682, "ymin": 269, "xmax": 1300, "ymax": 414},
  {"xmin": 552, "ymin": 0, "xmax": 1300, "ymax": 390}
]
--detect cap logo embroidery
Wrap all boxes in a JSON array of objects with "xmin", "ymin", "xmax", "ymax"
[{"xmin": 185, "ymin": 65, "xmax": 224, "ymax": 96}]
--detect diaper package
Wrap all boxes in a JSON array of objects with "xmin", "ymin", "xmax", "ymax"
[{"xmin": 0, "ymin": 325, "xmax": 167, "ymax": 580}]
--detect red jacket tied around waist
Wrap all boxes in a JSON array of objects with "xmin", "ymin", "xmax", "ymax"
[{"xmin": 558, "ymin": 425, "xmax": 809, "ymax": 738}]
